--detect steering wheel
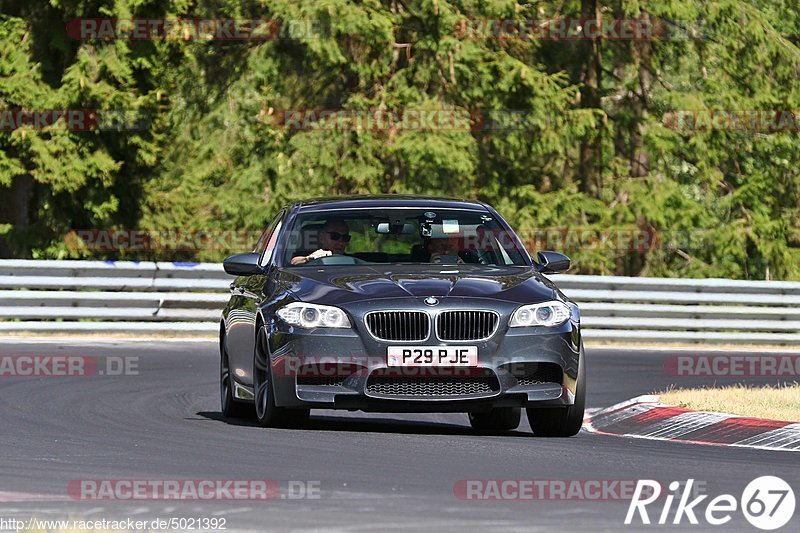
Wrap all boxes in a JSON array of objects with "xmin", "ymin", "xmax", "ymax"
[{"xmin": 305, "ymin": 254, "xmax": 366, "ymax": 266}]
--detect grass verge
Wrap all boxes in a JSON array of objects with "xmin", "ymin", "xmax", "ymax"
[{"xmin": 659, "ymin": 383, "xmax": 800, "ymax": 422}]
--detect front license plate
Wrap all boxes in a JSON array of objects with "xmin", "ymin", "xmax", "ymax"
[{"xmin": 387, "ymin": 346, "xmax": 478, "ymax": 367}]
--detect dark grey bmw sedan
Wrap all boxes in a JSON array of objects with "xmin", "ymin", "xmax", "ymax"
[{"xmin": 220, "ymin": 195, "xmax": 584, "ymax": 436}]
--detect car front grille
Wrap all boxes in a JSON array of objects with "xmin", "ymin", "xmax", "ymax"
[
  {"xmin": 365, "ymin": 311, "xmax": 429, "ymax": 341},
  {"xmin": 365, "ymin": 369, "xmax": 499, "ymax": 398},
  {"xmin": 436, "ymin": 310, "xmax": 499, "ymax": 341}
]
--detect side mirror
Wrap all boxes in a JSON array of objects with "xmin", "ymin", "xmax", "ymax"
[
  {"xmin": 223, "ymin": 252, "xmax": 263, "ymax": 276},
  {"xmin": 536, "ymin": 251, "xmax": 571, "ymax": 274}
]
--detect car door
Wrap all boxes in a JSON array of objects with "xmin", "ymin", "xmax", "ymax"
[{"xmin": 225, "ymin": 211, "xmax": 285, "ymax": 386}]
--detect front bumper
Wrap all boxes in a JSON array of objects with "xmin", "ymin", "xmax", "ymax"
[{"xmin": 263, "ymin": 297, "xmax": 581, "ymax": 412}]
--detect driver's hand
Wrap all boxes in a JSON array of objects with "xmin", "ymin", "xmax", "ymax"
[{"xmin": 307, "ymin": 249, "xmax": 332, "ymax": 260}]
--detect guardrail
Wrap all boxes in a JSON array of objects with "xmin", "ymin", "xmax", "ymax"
[
  {"xmin": 1, "ymin": 260, "xmax": 799, "ymax": 344},
  {"xmin": 0, "ymin": 260, "xmax": 227, "ymax": 333},
  {"xmin": 550, "ymin": 275, "xmax": 800, "ymax": 345}
]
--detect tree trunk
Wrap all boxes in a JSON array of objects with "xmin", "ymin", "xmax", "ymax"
[
  {"xmin": 0, "ymin": 175, "xmax": 33, "ymax": 258},
  {"xmin": 629, "ymin": 12, "xmax": 652, "ymax": 178},
  {"xmin": 578, "ymin": 0, "xmax": 602, "ymax": 196}
]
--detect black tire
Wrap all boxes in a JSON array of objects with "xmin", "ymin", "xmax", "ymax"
[
  {"xmin": 526, "ymin": 343, "xmax": 586, "ymax": 437},
  {"xmin": 220, "ymin": 340, "xmax": 252, "ymax": 419},
  {"xmin": 468, "ymin": 407, "xmax": 521, "ymax": 433},
  {"xmin": 253, "ymin": 325, "xmax": 310, "ymax": 428}
]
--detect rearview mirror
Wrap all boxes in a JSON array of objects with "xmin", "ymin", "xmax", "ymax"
[
  {"xmin": 376, "ymin": 222, "xmax": 415, "ymax": 234},
  {"xmin": 536, "ymin": 251, "xmax": 571, "ymax": 274},
  {"xmin": 223, "ymin": 252, "xmax": 263, "ymax": 276}
]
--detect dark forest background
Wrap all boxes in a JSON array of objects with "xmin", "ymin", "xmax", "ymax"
[{"xmin": 1, "ymin": 1, "xmax": 799, "ymax": 278}]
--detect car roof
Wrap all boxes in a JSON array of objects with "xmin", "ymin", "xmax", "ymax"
[{"xmin": 289, "ymin": 194, "xmax": 488, "ymax": 212}]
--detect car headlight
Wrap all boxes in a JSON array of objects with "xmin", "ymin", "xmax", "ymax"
[
  {"xmin": 276, "ymin": 302, "xmax": 351, "ymax": 328},
  {"xmin": 509, "ymin": 300, "xmax": 571, "ymax": 327}
]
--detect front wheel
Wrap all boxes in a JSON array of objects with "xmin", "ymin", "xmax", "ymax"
[
  {"xmin": 526, "ymin": 344, "xmax": 586, "ymax": 437},
  {"xmin": 468, "ymin": 407, "xmax": 521, "ymax": 434},
  {"xmin": 253, "ymin": 325, "xmax": 309, "ymax": 428}
]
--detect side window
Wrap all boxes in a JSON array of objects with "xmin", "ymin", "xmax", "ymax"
[{"xmin": 257, "ymin": 211, "xmax": 285, "ymax": 266}]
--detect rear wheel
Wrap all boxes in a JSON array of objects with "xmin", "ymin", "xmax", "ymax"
[
  {"xmin": 526, "ymin": 344, "xmax": 586, "ymax": 437},
  {"xmin": 220, "ymin": 341, "xmax": 252, "ymax": 419},
  {"xmin": 253, "ymin": 325, "xmax": 310, "ymax": 428},
  {"xmin": 468, "ymin": 407, "xmax": 521, "ymax": 433}
]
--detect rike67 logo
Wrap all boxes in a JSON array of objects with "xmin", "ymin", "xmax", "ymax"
[{"xmin": 626, "ymin": 477, "xmax": 795, "ymax": 530}]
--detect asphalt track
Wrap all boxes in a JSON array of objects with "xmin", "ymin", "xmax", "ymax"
[{"xmin": 1, "ymin": 340, "xmax": 798, "ymax": 532}]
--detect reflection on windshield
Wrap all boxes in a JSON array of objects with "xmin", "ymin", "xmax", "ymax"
[{"xmin": 283, "ymin": 209, "xmax": 527, "ymax": 267}]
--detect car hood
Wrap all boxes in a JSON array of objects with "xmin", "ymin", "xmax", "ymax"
[{"xmin": 275, "ymin": 264, "xmax": 559, "ymax": 305}]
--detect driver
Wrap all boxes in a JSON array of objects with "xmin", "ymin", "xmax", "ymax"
[{"xmin": 291, "ymin": 220, "xmax": 351, "ymax": 265}]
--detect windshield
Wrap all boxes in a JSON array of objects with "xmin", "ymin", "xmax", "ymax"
[{"xmin": 282, "ymin": 208, "xmax": 529, "ymax": 267}]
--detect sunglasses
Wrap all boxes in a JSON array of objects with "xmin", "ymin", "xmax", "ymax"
[{"xmin": 326, "ymin": 231, "xmax": 351, "ymax": 242}]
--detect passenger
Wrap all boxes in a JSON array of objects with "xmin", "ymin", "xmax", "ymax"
[
  {"xmin": 464, "ymin": 224, "xmax": 497, "ymax": 264},
  {"xmin": 427, "ymin": 236, "xmax": 465, "ymax": 264}
]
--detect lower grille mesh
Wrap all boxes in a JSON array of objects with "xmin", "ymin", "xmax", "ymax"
[{"xmin": 366, "ymin": 370, "xmax": 498, "ymax": 397}]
